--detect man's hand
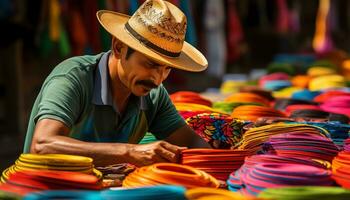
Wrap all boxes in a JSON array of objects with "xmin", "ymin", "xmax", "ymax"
[{"xmin": 127, "ymin": 141, "xmax": 187, "ymax": 166}]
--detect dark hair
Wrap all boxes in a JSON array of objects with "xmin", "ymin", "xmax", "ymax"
[{"xmin": 125, "ymin": 47, "xmax": 135, "ymax": 60}]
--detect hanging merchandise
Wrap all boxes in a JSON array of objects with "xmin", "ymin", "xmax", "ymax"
[
  {"xmin": 98, "ymin": 0, "xmax": 111, "ymax": 51},
  {"xmin": 104, "ymin": 0, "xmax": 116, "ymax": 10},
  {"xmin": 122, "ymin": 163, "xmax": 220, "ymax": 189},
  {"xmin": 39, "ymin": 0, "xmax": 71, "ymax": 57},
  {"xmin": 49, "ymin": 0, "xmax": 60, "ymax": 41},
  {"xmin": 69, "ymin": 5, "xmax": 88, "ymax": 55},
  {"xmin": 82, "ymin": 0, "xmax": 102, "ymax": 54},
  {"xmin": 275, "ymin": 0, "xmax": 290, "ymax": 33},
  {"xmin": 313, "ymin": 0, "xmax": 334, "ymax": 54},
  {"xmin": 179, "ymin": 0, "xmax": 197, "ymax": 46},
  {"xmin": 275, "ymin": 0, "xmax": 301, "ymax": 34},
  {"xmin": 204, "ymin": 0, "xmax": 226, "ymax": 78},
  {"xmin": 289, "ymin": 1, "xmax": 301, "ymax": 33},
  {"xmin": 226, "ymin": 0, "xmax": 245, "ymax": 63},
  {"xmin": 114, "ymin": 1, "xmax": 128, "ymax": 13},
  {"xmin": 57, "ymin": 23, "xmax": 71, "ymax": 57},
  {"xmin": 181, "ymin": 149, "xmax": 251, "ymax": 181},
  {"xmin": 256, "ymin": 0, "xmax": 269, "ymax": 30},
  {"xmin": 0, "ymin": 0, "xmax": 14, "ymax": 19},
  {"xmin": 53, "ymin": 0, "xmax": 69, "ymax": 56},
  {"xmin": 168, "ymin": 0, "xmax": 179, "ymax": 5},
  {"xmin": 128, "ymin": 0, "xmax": 139, "ymax": 15}
]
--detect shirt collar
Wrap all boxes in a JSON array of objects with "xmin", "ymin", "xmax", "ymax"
[
  {"xmin": 92, "ymin": 51, "xmax": 148, "ymax": 110},
  {"xmin": 92, "ymin": 51, "xmax": 114, "ymax": 106}
]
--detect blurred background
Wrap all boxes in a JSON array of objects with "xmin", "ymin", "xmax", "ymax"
[{"xmin": 1, "ymin": 0, "xmax": 350, "ymax": 170}]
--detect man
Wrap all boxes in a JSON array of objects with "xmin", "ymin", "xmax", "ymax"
[{"xmin": 24, "ymin": 0, "xmax": 210, "ymax": 167}]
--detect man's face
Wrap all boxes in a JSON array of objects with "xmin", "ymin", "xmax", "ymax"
[{"xmin": 118, "ymin": 47, "xmax": 172, "ymax": 96}]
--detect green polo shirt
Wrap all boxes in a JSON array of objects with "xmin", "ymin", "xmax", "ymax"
[{"xmin": 23, "ymin": 51, "xmax": 186, "ymax": 153}]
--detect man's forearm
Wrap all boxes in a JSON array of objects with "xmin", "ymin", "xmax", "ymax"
[
  {"xmin": 31, "ymin": 135, "xmax": 132, "ymax": 166},
  {"xmin": 30, "ymin": 119, "xmax": 186, "ymax": 167}
]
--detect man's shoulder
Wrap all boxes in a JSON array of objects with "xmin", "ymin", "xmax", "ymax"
[{"xmin": 49, "ymin": 53, "xmax": 104, "ymax": 78}]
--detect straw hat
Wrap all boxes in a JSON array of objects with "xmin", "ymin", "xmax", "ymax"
[{"xmin": 97, "ymin": 0, "xmax": 208, "ymax": 72}]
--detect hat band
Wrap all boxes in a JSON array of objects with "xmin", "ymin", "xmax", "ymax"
[{"xmin": 125, "ymin": 22, "xmax": 181, "ymax": 58}]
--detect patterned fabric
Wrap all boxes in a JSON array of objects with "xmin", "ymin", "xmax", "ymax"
[
  {"xmin": 186, "ymin": 113, "xmax": 245, "ymax": 149},
  {"xmin": 178, "ymin": 111, "xmax": 210, "ymax": 120}
]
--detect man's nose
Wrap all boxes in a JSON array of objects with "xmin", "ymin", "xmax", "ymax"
[{"xmin": 154, "ymin": 66, "xmax": 168, "ymax": 86}]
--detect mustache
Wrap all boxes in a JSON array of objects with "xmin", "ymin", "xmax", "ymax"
[{"xmin": 135, "ymin": 80, "xmax": 158, "ymax": 89}]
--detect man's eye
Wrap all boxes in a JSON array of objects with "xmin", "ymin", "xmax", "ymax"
[{"xmin": 143, "ymin": 62, "xmax": 153, "ymax": 68}]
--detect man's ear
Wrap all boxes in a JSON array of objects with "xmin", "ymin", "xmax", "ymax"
[{"xmin": 111, "ymin": 37, "xmax": 124, "ymax": 59}]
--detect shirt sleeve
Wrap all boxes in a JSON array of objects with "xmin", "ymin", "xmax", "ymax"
[
  {"xmin": 34, "ymin": 75, "xmax": 83, "ymax": 128},
  {"xmin": 148, "ymin": 86, "xmax": 186, "ymax": 140}
]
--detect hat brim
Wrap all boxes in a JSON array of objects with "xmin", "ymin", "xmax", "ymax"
[{"xmin": 97, "ymin": 10, "xmax": 208, "ymax": 72}]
